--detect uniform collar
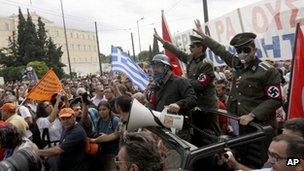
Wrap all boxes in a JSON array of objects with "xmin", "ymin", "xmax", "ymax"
[
  {"xmin": 251, "ymin": 58, "xmax": 260, "ymax": 71},
  {"xmin": 191, "ymin": 53, "xmax": 206, "ymax": 63}
]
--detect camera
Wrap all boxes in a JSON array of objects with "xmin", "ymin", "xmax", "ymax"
[{"xmin": 0, "ymin": 147, "xmax": 42, "ymax": 171}]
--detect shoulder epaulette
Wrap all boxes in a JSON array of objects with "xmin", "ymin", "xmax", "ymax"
[
  {"xmin": 258, "ymin": 61, "xmax": 273, "ymax": 71},
  {"xmin": 203, "ymin": 58, "xmax": 214, "ymax": 67}
]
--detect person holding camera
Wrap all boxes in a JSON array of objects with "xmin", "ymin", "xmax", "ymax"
[{"xmin": 35, "ymin": 93, "xmax": 64, "ymax": 147}]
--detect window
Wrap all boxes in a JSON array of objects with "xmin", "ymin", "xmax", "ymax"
[
  {"xmin": 77, "ymin": 44, "xmax": 81, "ymax": 51},
  {"xmin": 71, "ymin": 44, "xmax": 74, "ymax": 50},
  {"xmin": 73, "ymin": 58, "xmax": 76, "ymax": 62},
  {"xmin": 5, "ymin": 23, "xmax": 10, "ymax": 31},
  {"xmin": 85, "ymin": 58, "xmax": 87, "ymax": 62},
  {"xmin": 76, "ymin": 33, "xmax": 79, "ymax": 38},
  {"xmin": 78, "ymin": 58, "xmax": 81, "ymax": 62},
  {"xmin": 56, "ymin": 30, "xmax": 60, "ymax": 37},
  {"xmin": 83, "ymin": 45, "xmax": 86, "ymax": 51},
  {"xmin": 70, "ymin": 32, "xmax": 73, "ymax": 38},
  {"xmin": 88, "ymin": 45, "xmax": 91, "ymax": 51}
]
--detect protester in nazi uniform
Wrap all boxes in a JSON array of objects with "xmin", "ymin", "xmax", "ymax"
[
  {"xmin": 193, "ymin": 19, "xmax": 283, "ymax": 166},
  {"xmin": 154, "ymin": 30, "xmax": 220, "ymax": 143}
]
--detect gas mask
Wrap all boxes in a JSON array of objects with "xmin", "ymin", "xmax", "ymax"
[
  {"xmin": 151, "ymin": 63, "xmax": 170, "ymax": 90},
  {"xmin": 236, "ymin": 46, "xmax": 255, "ymax": 64}
]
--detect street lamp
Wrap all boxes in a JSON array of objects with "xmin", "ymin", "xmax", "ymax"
[{"xmin": 137, "ymin": 17, "xmax": 144, "ymax": 53}]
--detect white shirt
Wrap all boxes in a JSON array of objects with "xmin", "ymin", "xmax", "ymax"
[
  {"xmin": 18, "ymin": 105, "xmax": 32, "ymax": 119},
  {"xmin": 36, "ymin": 117, "xmax": 62, "ymax": 142}
]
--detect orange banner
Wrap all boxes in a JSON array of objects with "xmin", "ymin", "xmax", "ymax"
[{"xmin": 26, "ymin": 69, "xmax": 64, "ymax": 101}]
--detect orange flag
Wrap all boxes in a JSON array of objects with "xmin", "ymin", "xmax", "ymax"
[
  {"xmin": 288, "ymin": 24, "xmax": 304, "ymax": 118},
  {"xmin": 161, "ymin": 10, "xmax": 183, "ymax": 76},
  {"xmin": 26, "ymin": 69, "xmax": 64, "ymax": 101}
]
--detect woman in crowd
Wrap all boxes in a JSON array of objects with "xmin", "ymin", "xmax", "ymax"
[
  {"xmin": 87, "ymin": 101, "xmax": 120, "ymax": 170},
  {"xmin": 35, "ymin": 93, "xmax": 63, "ymax": 147}
]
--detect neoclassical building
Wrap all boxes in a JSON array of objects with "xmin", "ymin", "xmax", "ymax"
[{"xmin": 0, "ymin": 11, "xmax": 102, "ymax": 75}]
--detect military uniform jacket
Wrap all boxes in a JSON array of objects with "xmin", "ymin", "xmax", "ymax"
[
  {"xmin": 163, "ymin": 42, "xmax": 217, "ymax": 109},
  {"xmin": 201, "ymin": 36, "xmax": 282, "ymax": 125},
  {"xmin": 150, "ymin": 74, "xmax": 197, "ymax": 114}
]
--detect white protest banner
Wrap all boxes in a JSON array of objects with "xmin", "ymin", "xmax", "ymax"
[{"xmin": 173, "ymin": 0, "xmax": 304, "ymax": 66}]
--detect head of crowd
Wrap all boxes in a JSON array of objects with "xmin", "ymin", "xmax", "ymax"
[{"xmin": 0, "ymin": 21, "xmax": 303, "ymax": 171}]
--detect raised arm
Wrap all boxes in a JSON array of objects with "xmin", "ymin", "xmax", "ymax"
[
  {"xmin": 154, "ymin": 29, "xmax": 188, "ymax": 63},
  {"xmin": 193, "ymin": 19, "xmax": 241, "ymax": 68}
]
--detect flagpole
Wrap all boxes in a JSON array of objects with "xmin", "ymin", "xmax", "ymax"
[
  {"xmin": 26, "ymin": 69, "xmax": 53, "ymax": 99},
  {"xmin": 94, "ymin": 22, "xmax": 102, "ymax": 75},
  {"xmin": 59, "ymin": 0, "xmax": 72, "ymax": 77},
  {"xmin": 287, "ymin": 23, "xmax": 300, "ymax": 118}
]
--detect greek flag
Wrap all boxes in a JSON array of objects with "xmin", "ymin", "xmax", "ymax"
[{"xmin": 111, "ymin": 46, "xmax": 149, "ymax": 91}]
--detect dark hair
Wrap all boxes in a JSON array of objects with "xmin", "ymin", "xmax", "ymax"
[
  {"xmin": 115, "ymin": 96, "xmax": 131, "ymax": 113},
  {"xmin": 194, "ymin": 43, "xmax": 207, "ymax": 52},
  {"xmin": 120, "ymin": 132, "xmax": 163, "ymax": 171},
  {"xmin": 284, "ymin": 118, "xmax": 304, "ymax": 138},
  {"xmin": 36, "ymin": 101, "xmax": 49, "ymax": 119},
  {"xmin": 272, "ymin": 134, "xmax": 304, "ymax": 159},
  {"xmin": 97, "ymin": 101, "xmax": 112, "ymax": 116},
  {"xmin": 0, "ymin": 123, "xmax": 23, "ymax": 149}
]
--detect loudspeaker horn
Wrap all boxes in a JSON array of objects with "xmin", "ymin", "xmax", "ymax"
[{"xmin": 126, "ymin": 99, "xmax": 184, "ymax": 131}]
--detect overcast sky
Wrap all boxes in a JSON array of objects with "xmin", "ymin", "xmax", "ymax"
[{"xmin": 0, "ymin": 0, "xmax": 262, "ymax": 55}]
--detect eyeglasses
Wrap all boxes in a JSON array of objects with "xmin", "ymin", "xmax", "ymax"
[
  {"xmin": 267, "ymin": 150, "xmax": 288, "ymax": 163},
  {"xmin": 236, "ymin": 46, "xmax": 253, "ymax": 54}
]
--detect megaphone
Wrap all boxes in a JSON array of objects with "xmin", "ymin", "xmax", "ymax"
[{"xmin": 126, "ymin": 99, "xmax": 184, "ymax": 131}]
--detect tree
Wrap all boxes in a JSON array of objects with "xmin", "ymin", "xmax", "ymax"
[
  {"xmin": 137, "ymin": 50, "xmax": 150, "ymax": 62},
  {"xmin": 37, "ymin": 17, "xmax": 48, "ymax": 62},
  {"xmin": 152, "ymin": 36, "xmax": 160, "ymax": 56},
  {"xmin": 46, "ymin": 38, "xmax": 65, "ymax": 78},
  {"xmin": 27, "ymin": 61, "xmax": 49, "ymax": 78},
  {"xmin": 23, "ymin": 9, "xmax": 39, "ymax": 63},
  {"xmin": 17, "ymin": 8, "xmax": 27, "ymax": 64},
  {"xmin": 100, "ymin": 53, "xmax": 110, "ymax": 63},
  {"xmin": 0, "ymin": 66, "xmax": 26, "ymax": 82},
  {"xmin": 0, "ymin": 31, "xmax": 20, "ymax": 67}
]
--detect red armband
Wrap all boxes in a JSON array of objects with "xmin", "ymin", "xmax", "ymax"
[
  {"xmin": 197, "ymin": 73, "xmax": 212, "ymax": 86},
  {"xmin": 264, "ymin": 84, "xmax": 282, "ymax": 100}
]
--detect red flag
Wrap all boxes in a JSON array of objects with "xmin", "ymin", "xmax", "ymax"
[
  {"xmin": 161, "ymin": 10, "xmax": 183, "ymax": 76},
  {"xmin": 288, "ymin": 24, "xmax": 304, "ymax": 119}
]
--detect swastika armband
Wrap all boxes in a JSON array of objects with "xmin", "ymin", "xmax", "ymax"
[
  {"xmin": 264, "ymin": 85, "xmax": 282, "ymax": 100},
  {"xmin": 197, "ymin": 73, "xmax": 211, "ymax": 86}
]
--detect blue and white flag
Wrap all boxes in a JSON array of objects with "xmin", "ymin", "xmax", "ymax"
[{"xmin": 111, "ymin": 46, "xmax": 149, "ymax": 91}]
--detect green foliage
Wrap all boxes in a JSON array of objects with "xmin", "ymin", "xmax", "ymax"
[
  {"xmin": 0, "ymin": 8, "xmax": 65, "ymax": 81},
  {"xmin": 37, "ymin": 17, "xmax": 47, "ymax": 62},
  {"xmin": 100, "ymin": 53, "xmax": 110, "ymax": 63},
  {"xmin": 23, "ymin": 9, "xmax": 39, "ymax": 62},
  {"xmin": 17, "ymin": 8, "xmax": 27, "ymax": 64},
  {"xmin": 0, "ymin": 66, "xmax": 26, "ymax": 82},
  {"xmin": 27, "ymin": 61, "xmax": 49, "ymax": 78},
  {"xmin": 137, "ymin": 50, "xmax": 150, "ymax": 62},
  {"xmin": 46, "ymin": 38, "xmax": 64, "ymax": 78}
]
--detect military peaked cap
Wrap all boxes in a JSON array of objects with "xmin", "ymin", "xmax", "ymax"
[
  {"xmin": 190, "ymin": 35, "xmax": 204, "ymax": 45},
  {"xmin": 230, "ymin": 32, "xmax": 257, "ymax": 47}
]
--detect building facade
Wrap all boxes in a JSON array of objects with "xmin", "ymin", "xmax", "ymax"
[{"xmin": 0, "ymin": 11, "xmax": 101, "ymax": 75}]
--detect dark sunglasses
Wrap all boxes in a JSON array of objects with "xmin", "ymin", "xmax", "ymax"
[
  {"xmin": 236, "ymin": 46, "xmax": 253, "ymax": 54},
  {"xmin": 189, "ymin": 44, "xmax": 196, "ymax": 49}
]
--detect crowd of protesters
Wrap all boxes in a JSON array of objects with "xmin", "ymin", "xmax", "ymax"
[{"xmin": 0, "ymin": 22, "xmax": 303, "ymax": 170}]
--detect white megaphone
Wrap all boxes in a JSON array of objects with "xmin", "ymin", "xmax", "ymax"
[{"xmin": 126, "ymin": 99, "xmax": 184, "ymax": 131}]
